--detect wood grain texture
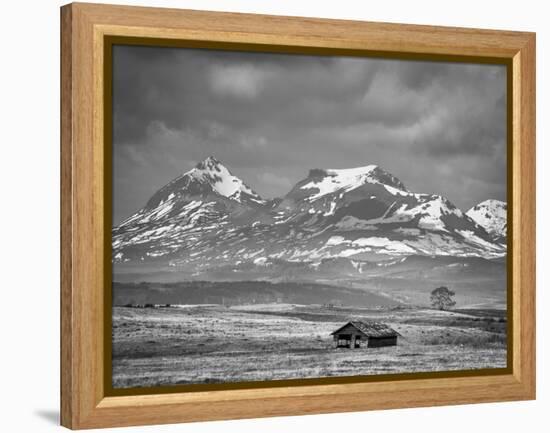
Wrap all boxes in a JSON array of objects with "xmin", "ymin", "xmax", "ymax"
[
  {"xmin": 60, "ymin": 4, "xmax": 73, "ymax": 429},
  {"xmin": 514, "ymin": 34, "xmax": 536, "ymax": 395},
  {"xmin": 60, "ymin": 2, "xmax": 536, "ymax": 429}
]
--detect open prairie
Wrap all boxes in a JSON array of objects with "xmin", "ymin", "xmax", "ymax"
[{"xmin": 112, "ymin": 303, "xmax": 507, "ymax": 388}]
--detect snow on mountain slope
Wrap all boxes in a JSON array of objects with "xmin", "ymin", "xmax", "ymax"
[
  {"xmin": 191, "ymin": 156, "xmax": 265, "ymax": 204},
  {"xmin": 112, "ymin": 157, "xmax": 274, "ymax": 263},
  {"xmin": 295, "ymin": 165, "xmax": 408, "ymax": 202},
  {"xmin": 112, "ymin": 157, "xmax": 506, "ymax": 275},
  {"xmin": 119, "ymin": 157, "xmax": 267, "ymax": 225},
  {"xmin": 276, "ymin": 163, "xmax": 483, "ymax": 242},
  {"xmin": 300, "ymin": 165, "xmax": 383, "ymax": 201},
  {"xmin": 139, "ymin": 156, "xmax": 265, "ymax": 214},
  {"xmin": 466, "ymin": 199, "xmax": 507, "ymax": 241},
  {"xmin": 344, "ymin": 194, "xmax": 463, "ymax": 231}
]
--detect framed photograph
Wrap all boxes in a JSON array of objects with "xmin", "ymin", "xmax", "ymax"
[{"xmin": 60, "ymin": 2, "xmax": 535, "ymax": 429}]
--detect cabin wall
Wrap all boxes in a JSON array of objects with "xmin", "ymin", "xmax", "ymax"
[
  {"xmin": 333, "ymin": 328, "xmax": 365, "ymax": 348},
  {"xmin": 367, "ymin": 336, "xmax": 397, "ymax": 348}
]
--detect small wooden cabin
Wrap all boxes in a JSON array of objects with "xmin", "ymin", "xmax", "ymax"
[{"xmin": 331, "ymin": 321, "xmax": 399, "ymax": 349}]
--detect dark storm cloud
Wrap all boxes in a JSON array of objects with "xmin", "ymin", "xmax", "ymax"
[{"xmin": 112, "ymin": 45, "xmax": 507, "ymax": 224}]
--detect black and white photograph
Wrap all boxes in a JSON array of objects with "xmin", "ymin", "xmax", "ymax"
[{"xmin": 110, "ymin": 45, "xmax": 508, "ymax": 389}]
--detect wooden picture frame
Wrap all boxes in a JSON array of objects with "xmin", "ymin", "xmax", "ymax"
[{"xmin": 60, "ymin": 2, "xmax": 536, "ymax": 429}]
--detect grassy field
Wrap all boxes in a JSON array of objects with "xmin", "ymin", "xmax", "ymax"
[{"xmin": 112, "ymin": 303, "xmax": 507, "ymax": 388}]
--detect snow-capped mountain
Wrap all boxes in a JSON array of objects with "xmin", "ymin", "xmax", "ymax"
[
  {"xmin": 278, "ymin": 165, "xmax": 462, "ymax": 228},
  {"xmin": 112, "ymin": 157, "xmax": 506, "ymax": 279},
  {"xmin": 466, "ymin": 199, "xmax": 507, "ymax": 242},
  {"xmin": 284, "ymin": 165, "xmax": 407, "ymax": 203},
  {"xmin": 125, "ymin": 156, "xmax": 265, "ymax": 218},
  {"xmin": 117, "ymin": 156, "xmax": 268, "ymax": 229},
  {"xmin": 112, "ymin": 157, "xmax": 272, "ymax": 262}
]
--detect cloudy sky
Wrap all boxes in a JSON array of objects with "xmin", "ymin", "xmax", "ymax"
[{"xmin": 112, "ymin": 45, "xmax": 507, "ymax": 225}]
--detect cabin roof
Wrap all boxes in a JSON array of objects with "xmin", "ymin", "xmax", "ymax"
[{"xmin": 330, "ymin": 321, "xmax": 400, "ymax": 338}]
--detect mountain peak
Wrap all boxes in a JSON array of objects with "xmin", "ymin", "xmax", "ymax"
[
  {"xmin": 466, "ymin": 199, "xmax": 507, "ymax": 240},
  {"xmin": 474, "ymin": 199, "xmax": 506, "ymax": 208},
  {"xmin": 141, "ymin": 156, "xmax": 266, "ymax": 212},
  {"xmin": 299, "ymin": 163, "xmax": 407, "ymax": 202},
  {"xmin": 184, "ymin": 156, "xmax": 265, "ymax": 204},
  {"xmin": 467, "ymin": 199, "xmax": 507, "ymax": 215},
  {"xmin": 195, "ymin": 155, "xmax": 222, "ymax": 171}
]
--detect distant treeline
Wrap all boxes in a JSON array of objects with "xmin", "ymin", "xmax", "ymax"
[{"xmin": 112, "ymin": 280, "xmax": 399, "ymax": 308}]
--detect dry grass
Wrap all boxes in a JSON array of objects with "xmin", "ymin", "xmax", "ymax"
[{"xmin": 112, "ymin": 304, "xmax": 507, "ymax": 389}]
